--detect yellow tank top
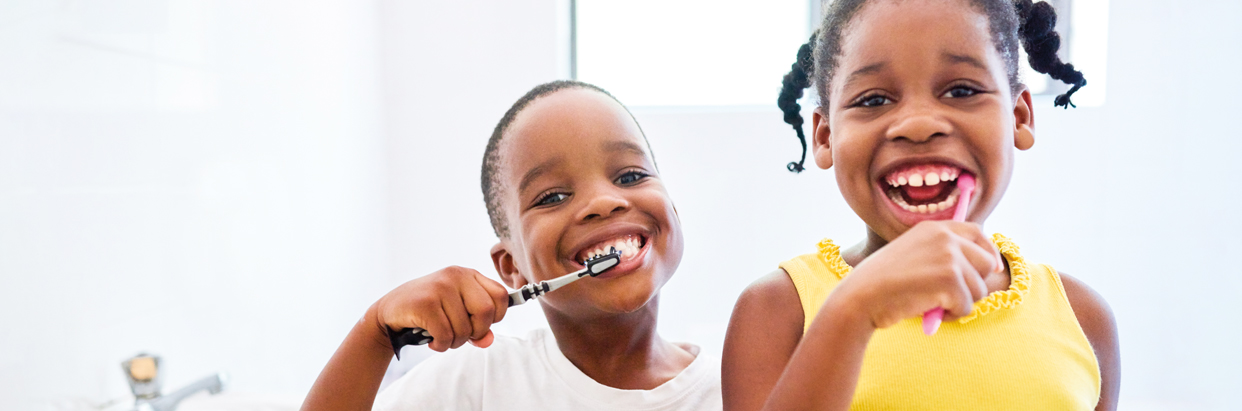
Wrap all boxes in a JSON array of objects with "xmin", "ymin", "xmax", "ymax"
[{"xmin": 779, "ymin": 234, "xmax": 1100, "ymax": 410}]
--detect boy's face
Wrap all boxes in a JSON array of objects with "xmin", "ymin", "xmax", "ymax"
[
  {"xmin": 812, "ymin": 0, "xmax": 1035, "ymax": 241},
  {"xmin": 490, "ymin": 89, "xmax": 683, "ymax": 317}
]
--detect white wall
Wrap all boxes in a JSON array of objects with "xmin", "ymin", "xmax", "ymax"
[
  {"xmin": 0, "ymin": 0, "xmax": 389, "ymax": 408},
  {"xmin": 382, "ymin": 1, "xmax": 1242, "ymax": 410}
]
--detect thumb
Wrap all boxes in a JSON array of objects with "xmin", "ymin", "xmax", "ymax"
[{"xmin": 468, "ymin": 330, "xmax": 495, "ymax": 348}]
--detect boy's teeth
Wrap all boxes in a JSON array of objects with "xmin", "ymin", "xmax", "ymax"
[
  {"xmin": 897, "ymin": 176, "xmax": 908, "ymax": 186},
  {"xmin": 583, "ymin": 235, "xmax": 643, "ymax": 262},
  {"xmin": 925, "ymin": 172, "xmax": 939, "ymax": 186},
  {"xmin": 909, "ymin": 174, "xmax": 923, "ymax": 187},
  {"xmin": 940, "ymin": 171, "xmax": 951, "ymax": 181}
]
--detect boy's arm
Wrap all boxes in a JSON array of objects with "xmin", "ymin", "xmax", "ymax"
[
  {"xmin": 301, "ymin": 306, "xmax": 394, "ymax": 411},
  {"xmin": 1059, "ymin": 272, "xmax": 1120, "ymax": 411},
  {"xmin": 301, "ymin": 266, "xmax": 510, "ymax": 411}
]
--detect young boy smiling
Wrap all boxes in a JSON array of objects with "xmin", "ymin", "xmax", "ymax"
[{"xmin": 301, "ymin": 81, "xmax": 721, "ymax": 410}]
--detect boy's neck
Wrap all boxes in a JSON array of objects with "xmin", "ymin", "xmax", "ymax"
[{"xmin": 541, "ymin": 296, "xmax": 697, "ymax": 390}]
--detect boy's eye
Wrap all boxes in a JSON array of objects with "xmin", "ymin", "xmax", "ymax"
[
  {"xmin": 615, "ymin": 171, "xmax": 649, "ymax": 186},
  {"xmin": 535, "ymin": 192, "xmax": 569, "ymax": 207},
  {"xmin": 943, "ymin": 86, "xmax": 980, "ymax": 98}
]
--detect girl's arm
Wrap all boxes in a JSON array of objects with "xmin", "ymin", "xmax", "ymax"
[
  {"xmin": 1060, "ymin": 272, "xmax": 1120, "ymax": 411},
  {"xmin": 724, "ymin": 271, "xmax": 877, "ymax": 411},
  {"xmin": 723, "ymin": 221, "xmax": 1000, "ymax": 411},
  {"xmin": 721, "ymin": 270, "xmax": 804, "ymax": 411}
]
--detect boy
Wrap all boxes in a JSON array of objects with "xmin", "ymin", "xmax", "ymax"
[{"xmin": 301, "ymin": 81, "xmax": 721, "ymax": 410}]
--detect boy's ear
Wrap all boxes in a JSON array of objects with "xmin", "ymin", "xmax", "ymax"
[
  {"xmin": 490, "ymin": 242, "xmax": 527, "ymax": 289},
  {"xmin": 811, "ymin": 108, "xmax": 834, "ymax": 169},
  {"xmin": 1014, "ymin": 88, "xmax": 1036, "ymax": 151}
]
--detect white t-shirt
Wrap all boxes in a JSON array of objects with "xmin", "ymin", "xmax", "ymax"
[{"xmin": 373, "ymin": 329, "xmax": 722, "ymax": 411}]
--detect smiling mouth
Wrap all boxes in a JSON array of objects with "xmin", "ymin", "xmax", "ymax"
[
  {"xmin": 882, "ymin": 164, "xmax": 968, "ymax": 214},
  {"xmin": 574, "ymin": 234, "xmax": 647, "ymax": 265}
]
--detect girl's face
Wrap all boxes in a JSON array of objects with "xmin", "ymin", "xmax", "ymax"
[
  {"xmin": 491, "ymin": 89, "xmax": 684, "ymax": 317},
  {"xmin": 811, "ymin": 0, "xmax": 1034, "ymax": 241}
]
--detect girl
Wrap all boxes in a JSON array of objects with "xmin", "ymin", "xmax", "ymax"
[
  {"xmin": 723, "ymin": 1, "xmax": 1119, "ymax": 410},
  {"xmin": 302, "ymin": 81, "xmax": 721, "ymax": 410}
]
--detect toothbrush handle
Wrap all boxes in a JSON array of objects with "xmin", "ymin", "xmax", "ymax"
[{"xmin": 922, "ymin": 175, "xmax": 976, "ymax": 336}]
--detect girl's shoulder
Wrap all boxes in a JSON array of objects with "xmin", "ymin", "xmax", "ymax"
[{"xmin": 1057, "ymin": 271, "xmax": 1120, "ymax": 410}]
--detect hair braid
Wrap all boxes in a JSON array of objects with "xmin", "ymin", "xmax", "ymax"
[
  {"xmin": 1015, "ymin": 0, "xmax": 1087, "ymax": 108},
  {"xmin": 777, "ymin": 32, "xmax": 819, "ymax": 173}
]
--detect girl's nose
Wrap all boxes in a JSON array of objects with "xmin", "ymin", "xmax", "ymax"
[
  {"xmin": 885, "ymin": 101, "xmax": 952, "ymax": 143},
  {"xmin": 575, "ymin": 186, "xmax": 630, "ymax": 222}
]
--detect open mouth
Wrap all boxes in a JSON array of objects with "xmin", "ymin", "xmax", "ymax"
[
  {"xmin": 882, "ymin": 163, "xmax": 969, "ymax": 215},
  {"xmin": 573, "ymin": 234, "xmax": 647, "ymax": 265}
]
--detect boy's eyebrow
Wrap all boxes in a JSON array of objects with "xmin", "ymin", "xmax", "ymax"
[
  {"xmin": 942, "ymin": 52, "xmax": 988, "ymax": 70},
  {"xmin": 518, "ymin": 156, "xmax": 564, "ymax": 194},
  {"xmin": 605, "ymin": 140, "xmax": 648, "ymax": 157}
]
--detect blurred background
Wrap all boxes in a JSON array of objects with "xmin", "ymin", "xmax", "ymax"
[{"xmin": 1, "ymin": 0, "xmax": 1238, "ymax": 410}]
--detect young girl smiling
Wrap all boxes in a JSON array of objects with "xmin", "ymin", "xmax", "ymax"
[{"xmin": 723, "ymin": 1, "xmax": 1119, "ymax": 410}]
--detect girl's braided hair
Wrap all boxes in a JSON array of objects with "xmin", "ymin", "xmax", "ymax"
[{"xmin": 778, "ymin": 0, "xmax": 1086, "ymax": 173}]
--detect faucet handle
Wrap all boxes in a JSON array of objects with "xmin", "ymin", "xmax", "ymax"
[{"xmin": 122, "ymin": 353, "xmax": 163, "ymax": 399}]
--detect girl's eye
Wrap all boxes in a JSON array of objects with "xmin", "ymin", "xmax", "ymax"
[
  {"xmin": 944, "ymin": 86, "xmax": 980, "ymax": 98},
  {"xmin": 535, "ymin": 192, "xmax": 569, "ymax": 207},
  {"xmin": 853, "ymin": 94, "xmax": 891, "ymax": 108},
  {"xmin": 615, "ymin": 171, "xmax": 649, "ymax": 186}
]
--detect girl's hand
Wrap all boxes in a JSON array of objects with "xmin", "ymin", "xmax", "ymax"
[
  {"xmin": 370, "ymin": 266, "xmax": 512, "ymax": 352},
  {"xmin": 833, "ymin": 221, "xmax": 1003, "ymax": 329}
]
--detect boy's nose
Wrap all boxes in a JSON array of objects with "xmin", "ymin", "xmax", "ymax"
[
  {"xmin": 576, "ymin": 189, "xmax": 630, "ymax": 221},
  {"xmin": 885, "ymin": 101, "xmax": 951, "ymax": 143}
]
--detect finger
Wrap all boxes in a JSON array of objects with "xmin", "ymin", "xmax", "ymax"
[
  {"xmin": 475, "ymin": 273, "xmax": 511, "ymax": 323},
  {"xmin": 950, "ymin": 222, "xmax": 1003, "ymax": 272},
  {"xmin": 469, "ymin": 330, "xmax": 495, "ymax": 348},
  {"xmin": 958, "ymin": 239, "xmax": 1001, "ymax": 283},
  {"xmin": 459, "ymin": 277, "xmax": 498, "ymax": 341},
  {"xmin": 942, "ymin": 269, "xmax": 977, "ymax": 320},
  {"xmin": 422, "ymin": 309, "xmax": 454, "ymax": 353},
  {"xmin": 440, "ymin": 294, "xmax": 473, "ymax": 349}
]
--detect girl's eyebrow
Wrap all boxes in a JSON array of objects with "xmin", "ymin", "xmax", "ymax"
[
  {"xmin": 942, "ymin": 52, "xmax": 987, "ymax": 70},
  {"xmin": 842, "ymin": 61, "xmax": 888, "ymax": 91}
]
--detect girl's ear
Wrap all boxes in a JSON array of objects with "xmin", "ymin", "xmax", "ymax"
[
  {"xmin": 490, "ymin": 242, "xmax": 527, "ymax": 289},
  {"xmin": 811, "ymin": 108, "xmax": 834, "ymax": 169},
  {"xmin": 1014, "ymin": 88, "xmax": 1036, "ymax": 151}
]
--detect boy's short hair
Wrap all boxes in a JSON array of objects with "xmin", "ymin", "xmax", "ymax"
[{"xmin": 480, "ymin": 80, "xmax": 653, "ymax": 239}]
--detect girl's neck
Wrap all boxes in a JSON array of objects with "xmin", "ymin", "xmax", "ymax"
[
  {"xmin": 843, "ymin": 228, "xmax": 890, "ymax": 267},
  {"xmin": 541, "ymin": 296, "xmax": 696, "ymax": 390}
]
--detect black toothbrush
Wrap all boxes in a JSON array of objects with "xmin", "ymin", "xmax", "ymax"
[{"xmin": 388, "ymin": 247, "xmax": 623, "ymax": 358}]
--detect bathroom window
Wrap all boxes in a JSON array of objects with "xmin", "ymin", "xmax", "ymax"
[
  {"xmin": 571, "ymin": 0, "xmax": 1107, "ymax": 107},
  {"xmin": 572, "ymin": 0, "xmax": 815, "ymax": 107}
]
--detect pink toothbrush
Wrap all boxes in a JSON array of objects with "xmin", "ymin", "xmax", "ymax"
[{"xmin": 922, "ymin": 174, "xmax": 976, "ymax": 336}]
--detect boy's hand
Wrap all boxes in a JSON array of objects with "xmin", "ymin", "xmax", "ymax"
[
  {"xmin": 832, "ymin": 221, "xmax": 1003, "ymax": 330},
  {"xmin": 371, "ymin": 266, "xmax": 512, "ymax": 352}
]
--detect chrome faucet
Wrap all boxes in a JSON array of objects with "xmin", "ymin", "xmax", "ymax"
[{"xmin": 122, "ymin": 353, "xmax": 228, "ymax": 411}]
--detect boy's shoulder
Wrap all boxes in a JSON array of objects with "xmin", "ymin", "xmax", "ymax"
[
  {"xmin": 374, "ymin": 328, "xmax": 723, "ymax": 411},
  {"xmin": 373, "ymin": 330, "xmax": 548, "ymax": 411}
]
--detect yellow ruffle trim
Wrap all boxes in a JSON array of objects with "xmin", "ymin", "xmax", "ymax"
[{"xmin": 815, "ymin": 233, "xmax": 1030, "ymax": 324}]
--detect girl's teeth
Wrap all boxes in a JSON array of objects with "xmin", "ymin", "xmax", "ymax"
[
  {"xmin": 909, "ymin": 174, "xmax": 923, "ymax": 187},
  {"xmin": 925, "ymin": 173, "xmax": 940, "ymax": 186},
  {"xmin": 897, "ymin": 176, "xmax": 908, "ymax": 185},
  {"xmin": 940, "ymin": 171, "xmax": 951, "ymax": 182}
]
